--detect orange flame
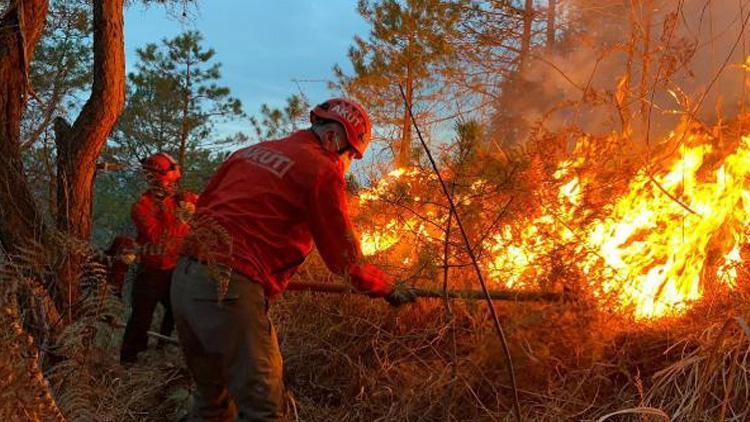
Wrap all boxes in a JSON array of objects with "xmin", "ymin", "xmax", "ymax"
[
  {"xmin": 587, "ymin": 135, "xmax": 750, "ymax": 318},
  {"xmin": 356, "ymin": 129, "xmax": 750, "ymax": 320}
]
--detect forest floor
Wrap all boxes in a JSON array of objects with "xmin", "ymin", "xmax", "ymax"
[{"xmin": 84, "ymin": 275, "xmax": 750, "ymax": 422}]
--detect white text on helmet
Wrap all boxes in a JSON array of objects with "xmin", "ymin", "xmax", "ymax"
[{"xmin": 330, "ymin": 103, "xmax": 363, "ymax": 129}]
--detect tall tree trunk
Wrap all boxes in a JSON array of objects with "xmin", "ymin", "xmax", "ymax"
[
  {"xmin": 54, "ymin": 0, "xmax": 125, "ymax": 314},
  {"xmin": 519, "ymin": 0, "xmax": 534, "ymax": 71},
  {"xmin": 546, "ymin": 0, "xmax": 556, "ymax": 51},
  {"xmin": 0, "ymin": 1, "xmax": 49, "ymax": 252},
  {"xmin": 398, "ymin": 62, "xmax": 413, "ymax": 168},
  {"xmin": 178, "ymin": 53, "xmax": 191, "ymax": 167}
]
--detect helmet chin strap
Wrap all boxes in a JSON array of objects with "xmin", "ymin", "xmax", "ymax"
[
  {"xmin": 327, "ymin": 131, "xmax": 354, "ymax": 172},
  {"xmin": 332, "ymin": 131, "xmax": 346, "ymax": 152},
  {"xmin": 339, "ymin": 150, "xmax": 353, "ymax": 172}
]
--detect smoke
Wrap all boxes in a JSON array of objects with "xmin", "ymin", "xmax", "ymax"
[{"xmin": 513, "ymin": 0, "xmax": 750, "ymax": 143}]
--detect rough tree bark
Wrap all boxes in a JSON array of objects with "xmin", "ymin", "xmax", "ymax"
[
  {"xmin": 54, "ymin": 0, "xmax": 125, "ymax": 312},
  {"xmin": 0, "ymin": 1, "xmax": 49, "ymax": 253}
]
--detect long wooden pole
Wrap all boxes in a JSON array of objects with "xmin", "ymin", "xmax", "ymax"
[{"xmin": 286, "ymin": 281, "xmax": 562, "ymax": 302}]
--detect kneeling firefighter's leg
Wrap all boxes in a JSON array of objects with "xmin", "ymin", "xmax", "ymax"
[
  {"xmin": 225, "ymin": 274, "xmax": 285, "ymax": 421},
  {"xmin": 171, "ymin": 258, "xmax": 237, "ymax": 421}
]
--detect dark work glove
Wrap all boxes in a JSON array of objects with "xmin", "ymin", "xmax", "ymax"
[{"xmin": 385, "ymin": 282, "xmax": 418, "ymax": 307}]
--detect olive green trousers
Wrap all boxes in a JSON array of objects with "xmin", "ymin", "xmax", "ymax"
[{"xmin": 171, "ymin": 257, "xmax": 285, "ymax": 421}]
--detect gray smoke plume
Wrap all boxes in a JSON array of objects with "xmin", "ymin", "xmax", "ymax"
[{"xmin": 517, "ymin": 0, "xmax": 750, "ymax": 143}]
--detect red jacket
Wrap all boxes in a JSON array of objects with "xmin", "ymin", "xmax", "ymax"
[
  {"xmin": 132, "ymin": 189, "xmax": 198, "ymax": 270},
  {"xmin": 194, "ymin": 130, "xmax": 386, "ymax": 298},
  {"xmin": 103, "ymin": 235, "xmax": 136, "ymax": 296}
]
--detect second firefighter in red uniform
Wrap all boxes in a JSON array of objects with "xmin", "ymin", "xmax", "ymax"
[{"xmin": 120, "ymin": 152, "xmax": 198, "ymax": 364}]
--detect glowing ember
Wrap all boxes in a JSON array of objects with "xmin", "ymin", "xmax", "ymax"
[
  {"xmin": 486, "ymin": 158, "xmax": 587, "ymax": 289},
  {"xmin": 360, "ymin": 219, "xmax": 402, "ymax": 256},
  {"xmin": 358, "ymin": 168, "xmax": 420, "ymax": 203},
  {"xmin": 357, "ymin": 168, "xmax": 436, "ymax": 257}
]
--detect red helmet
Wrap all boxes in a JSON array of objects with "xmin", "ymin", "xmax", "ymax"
[
  {"xmin": 310, "ymin": 98, "xmax": 372, "ymax": 159},
  {"xmin": 142, "ymin": 152, "xmax": 181, "ymax": 183}
]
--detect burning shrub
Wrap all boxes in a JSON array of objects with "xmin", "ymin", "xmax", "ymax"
[{"xmin": 353, "ymin": 116, "xmax": 750, "ymax": 321}]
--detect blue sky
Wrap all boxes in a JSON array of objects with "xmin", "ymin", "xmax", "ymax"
[{"xmin": 125, "ymin": 1, "xmax": 368, "ymax": 135}]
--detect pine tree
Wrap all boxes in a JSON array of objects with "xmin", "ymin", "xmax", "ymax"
[
  {"xmin": 335, "ymin": 0, "xmax": 462, "ymax": 168},
  {"xmin": 249, "ymin": 94, "xmax": 309, "ymax": 141},
  {"xmin": 111, "ymin": 31, "xmax": 244, "ymax": 168}
]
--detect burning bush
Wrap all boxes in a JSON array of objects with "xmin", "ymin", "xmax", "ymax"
[{"xmin": 354, "ymin": 116, "xmax": 750, "ymax": 322}]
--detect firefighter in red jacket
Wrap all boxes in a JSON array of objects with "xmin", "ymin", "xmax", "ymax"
[
  {"xmin": 172, "ymin": 98, "xmax": 396, "ymax": 421},
  {"xmin": 120, "ymin": 152, "xmax": 198, "ymax": 363}
]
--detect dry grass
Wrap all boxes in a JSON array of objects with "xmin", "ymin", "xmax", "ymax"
[
  {"xmin": 0, "ymin": 234, "xmax": 191, "ymax": 421},
  {"xmin": 1, "ymin": 237, "xmax": 750, "ymax": 420},
  {"xmin": 273, "ymin": 264, "xmax": 750, "ymax": 421}
]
